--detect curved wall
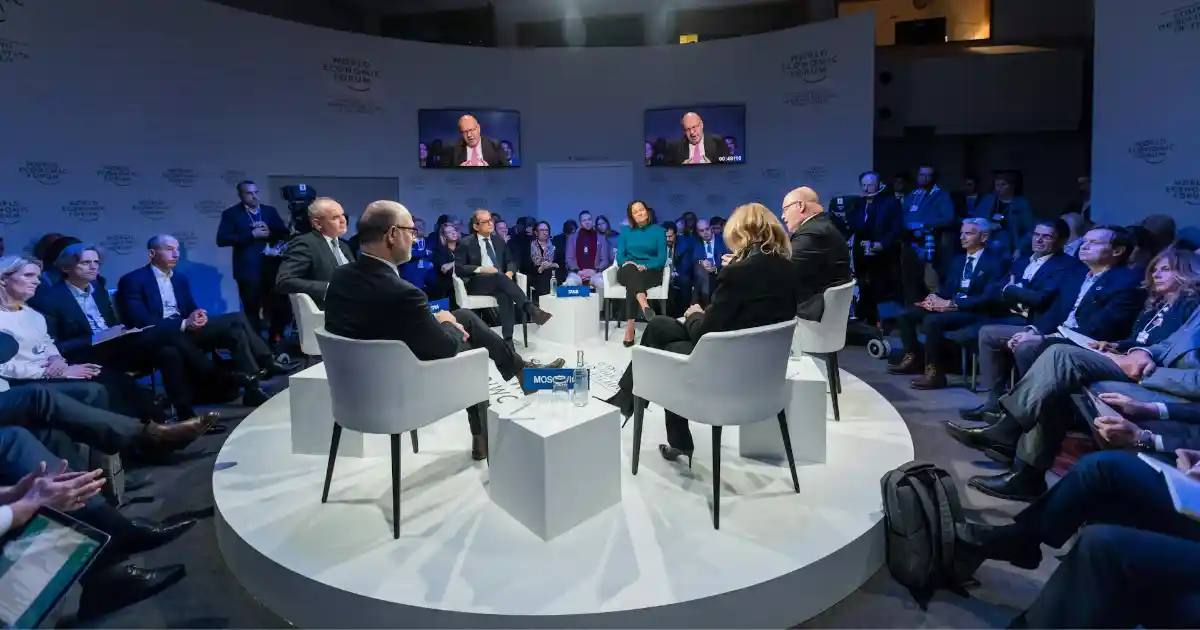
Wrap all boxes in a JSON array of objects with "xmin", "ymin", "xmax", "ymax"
[{"xmin": 0, "ymin": 0, "xmax": 873, "ymax": 308}]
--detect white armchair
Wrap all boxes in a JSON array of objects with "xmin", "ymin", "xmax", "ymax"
[
  {"xmin": 792, "ymin": 280, "xmax": 856, "ymax": 421},
  {"xmin": 601, "ymin": 264, "xmax": 671, "ymax": 340},
  {"xmin": 452, "ymin": 272, "xmax": 530, "ymax": 347},
  {"xmin": 629, "ymin": 319, "xmax": 798, "ymax": 529},
  {"xmin": 314, "ymin": 328, "xmax": 489, "ymax": 539},
  {"xmin": 288, "ymin": 293, "xmax": 324, "ymax": 367}
]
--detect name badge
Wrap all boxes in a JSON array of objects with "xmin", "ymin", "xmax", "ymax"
[
  {"xmin": 522, "ymin": 367, "xmax": 587, "ymax": 390},
  {"xmin": 959, "ymin": 279, "xmax": 971, "ymax": 289},
  {"xmin": 836, "ymin": 197, "xmax": 844, "ymax": 205},
  {"xmin": 556, "ymin": 285, "xmax": 591, "ymax": 298},
  {"xmin": 583, "ymin": 246, "xmax": 588, "ymax": 254},
  {"xmin": 1136, "ymin": 331, "xmax": 1150, "ymax": 344},
  {"xmin": 955, "ymin": 293, "xmax": 968, "ymax": 301},
  {"xmin": 417, "ymin": 259, "xmax": 430, "ymax": 269},
  {"xmin": 428, "ymin": 298, "xmax": 450, "ymax": 314},
  {"xmin": 992, "ymin": 214, "xmax": 1005, "ymax": 221},
  {"xmin": 910, "ymin": 205, "xmax": 920, "ymax": 213}
]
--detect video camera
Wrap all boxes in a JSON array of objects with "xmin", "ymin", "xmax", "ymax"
[{"xmin": 280, "ymin": 184, "xmax": 317, "ymax": 235}]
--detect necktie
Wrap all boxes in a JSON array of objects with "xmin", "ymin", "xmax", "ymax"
[
  {"xmin": 330, "ymin": 238, "xmax": 347, "ymax": 266},
  {"xmin": 472, "ymin": 147, "xmax": 482, "ymax": 166},
  {"xmin": 484, "ymin": 236, "xmax": 497, "ymax": 266},
  {"xmin": 690, "ymin": 143, "xmax": 701, "ymax": 164},
  {"xmin": 705, "ymin": 241, "xmax": 714, "ymax": 260},
  {"xmin": 963, "ymin": 256, "xmax": 975, "ymax": 280}
]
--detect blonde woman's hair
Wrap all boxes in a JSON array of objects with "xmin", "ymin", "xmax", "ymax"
[
  {"xmin": 1146, "ymin": 246, "xmax": 1200, "ymax": 309},
  {"xmin": 0, "ymin": 255, "xmax": 43, "ymax": 309},
  {"xmin": 723, "ymin": 203, "xmax": 792, "ymax": 261}
]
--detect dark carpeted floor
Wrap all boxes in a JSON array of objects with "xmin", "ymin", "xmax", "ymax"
[{"xmin": 77, "ymin": 346, "xmax": 1058, "ymax": 629}]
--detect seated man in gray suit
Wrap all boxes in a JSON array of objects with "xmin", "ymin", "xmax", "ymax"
[
  {"xmin": 946, "ymin": 306, "xmax": 1200, "ymax": 501},
  {"xmin": 274, "ymin": 197, "xmax": 355, "ymax": 308}
]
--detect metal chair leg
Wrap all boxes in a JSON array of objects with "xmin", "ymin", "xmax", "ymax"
[
  {"xmin": 604, "ymin": 301, "xmax": 611, "ymax": 341},
  {"xmin": 778, "ymin": 410, "xmax": 800, "ymax": 493},
  {"xmin": 390, "ymin": 434, "xmax": 401, "ymax": 539},
  {"xmin": 321, "ymin": 424, "xmax": 343, "ymax": 503},
  {"xmin": 410, "ymin": 430, "xmax": 419, "ymax": 453},
  {"xmin": 712, "ymin": 425, "xmax": 723, "ymax": 529},
  {"xmin": 631, "ymin": 397, "xmax": 646, "ymax": 474}
]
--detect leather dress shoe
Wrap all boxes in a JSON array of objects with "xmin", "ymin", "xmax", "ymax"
[
  {"xmin": 968, "ymin": 467, "xmax": 1048, "ymax": 503},
  {"xmin": 944, "ymin": 419, "xmax": 1018, "ymax": 453},
  {"xmin": 524, "ymin": 357, "xmax": 566, "ymax": 369},
  {"xmin": 984, "ymin": 445, "xmax": 1015, "ymax": 465},
  {"xmin": 265, "ymin": 358, "xmax": 301, "ymax": 377},
  {"xmin": 888, "ymin": 352, "xmax": 923, "ymax": 375},
  {"xmin": 471, "ymin": 434, "xmax": 488, "ymax": 461},
  {"xmin": 955, "ymin": 522, "xmax": 1042, "ymax": 570},
  {"xmin": 242, "ymin": 386, "xmax": 270, "ymax": 407},
  {"xmin": 527, "ymin": 306, "xmax": 553, "ymax": 326},
  {"xmin": 120, "ymin": 516, "xmax": 199, "ymax": 555},
  {"xmin": 79, "ymin": 563, "xmax": 186, "ymax": 620},
  {"xmin": 139, "ymin": 412, "xmax": 219, "ymax": 454},
  {"xmin": 959, "ymin": 403, "xmax": 999, "ymax": 422}
]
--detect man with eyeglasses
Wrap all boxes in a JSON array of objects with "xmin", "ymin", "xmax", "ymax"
[
  {"xmin": 323, "ymin": 201, "xmax": 563, "ymax": 460},
  {"xmin": 454, "ymin": 209, "xmax": 551, "ymax": 348}
]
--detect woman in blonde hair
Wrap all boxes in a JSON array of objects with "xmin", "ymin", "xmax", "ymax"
[
  {"xmin": 1090, "ymin": 246, "xmax": 1200, "ymax": 354},
  {"xmin": 605, "ymin": 202, "xmax": 800, "ymax": 465}
]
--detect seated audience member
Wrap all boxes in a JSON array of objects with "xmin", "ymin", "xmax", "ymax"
[
  {"xmin": 551, "ymin": 220, "xmax": 576, "ymax": 285},
  {"xmin": 507, "ymin": 217, "xmax": 534, "ymax": 278},
  {"xmin": 494, "ymin": 219, "xmax": 509, "ymax": 243},
  {"xmin": 428, "ymin": 222, "xmax": 460, "ymax": 306},
  {"xmin": 614, "ymin": 201, "xmax": 668, "ymax": 347},
  {"xmin": 604, "ymin": 203, "xmax": 799, "ymax": 463},
  {"xmin": 1128, "ymin": 213, "xmax": 1177, "ymax": 272},
  {"xmin": 529, "ymin": 221, "xmax": 558, "ymax": 301},
  {"xmin": 596, "ymin": 214, "xmax": 620, "ymax": 257},
  {"xmin": 780, "ymin": 187, "xmax": 853, "ymax": 321},
  {"xmin": 689, "ymin": 219, "xmax": 730, "ymax": 308},
  {"xmin": 116, "ymin": 235, "xmax": 291, "ymax": 405},
  {"xmin": 969, "ymin": 171, "xmax": 1034, "ymax": 262},
  {"xmin": 564, "ymin": 211, "xmax": 611, "ymax": 289},
  {"xmin": 709, "ymin": 216, "xmax": 725, "ymax": 239},
  {"xmin": 1060, "ymin": 211, "xmax": 1087, "ymax": 257},
  {"xmin": 455, "ymin": 209, "xmax": 552, "ymax": 346},
  {"xmin": 30, "ymin": 244, "xmax": 227, "ymax": 421},
  {"xmin": 663, "ymin": 222, "xmax": 694, "ymax": 317},
  {"xmin": 956, "ymin": 450, "xmax": 1200, "ymax": 628},
  {"xmin": 999, "ymin": 225, "xmax": 1145, "ymax": 376},
  {"xmin": 847, "ymin": 171, "xmax": 903, "ymax": 324},
  {"xmin": 274, "ymin": 197, "xmax": 354, "ymax": 308},
  {"xmin": 323, "ymin": 201, "xmax": 563, "ymax": 460},
  {"xmin": 947, "ymin": 296, "xmax": 1200, "ymax": 501},
  {"xmin": 1094, "ymin": 248, "xmax": 1200, "ymax": 354},
  {"xmin": 890, "ymin": 219, "xmax": 1010, "ymax": 389},
  {"xmin": 963, "ymin": 220, "xmax": 1084, "ymax": 419}
]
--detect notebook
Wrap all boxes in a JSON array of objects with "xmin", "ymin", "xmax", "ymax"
[
  {"xmin": 1057, "ymin": 326, "xmax": 1106, "ymax": 355},
  {"xmin": 1138, "ymin": 453, "xmax": 1200, "ymax": 522}
]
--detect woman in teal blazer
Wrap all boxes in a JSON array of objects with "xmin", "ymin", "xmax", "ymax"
[{"xmin": 616, "ymin": 201, "xmax": 668, "ymax": 346}]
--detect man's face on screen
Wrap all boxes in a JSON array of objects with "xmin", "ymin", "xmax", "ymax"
[
  {"xmin": 459, "ymin": 117, "xmax": 481, "ymax": 148},
  {"xmin": 682, "ymin": 114, "xmax": 704, "ymax": 145}
]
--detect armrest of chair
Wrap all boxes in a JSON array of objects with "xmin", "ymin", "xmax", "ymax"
[
  {"xmin": 408, "ymin": 347, "xmax": 490, "ymax": 422},
  {"xmin": 515, "ymin": 272, "xmax": 527, "ymax": 293},
  {"xmin": 452, "ymin": 274, "xmax": 469, "ymax": 306},
  {"xmin": 630, "ymin": 346, "xmax": 691, "ymax": 411},
  {"xmin": 603, "ymin": 264, "xmax": 619, "ymax": 289}
]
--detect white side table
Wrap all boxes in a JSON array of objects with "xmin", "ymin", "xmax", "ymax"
[
  {"xmin": 536, "ymin": 294, "xmax": 600, "ymax": 345},
  {"xmin": 739, "ymin": 355, "xmax": 828, "ymax": 464},
  {"xmin": 289, "ymin": 363, "xmax": 388, "ymax": 458},
  {"xmin": 487, "ymin": 396, "xmax": 621, "ymax": 540}
]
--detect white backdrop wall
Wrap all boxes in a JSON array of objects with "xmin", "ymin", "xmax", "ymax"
[
  {"xmin": 0, "ymin": 0, "xmax": 873, "ymax": 310},
  {"xmin": 1092, "ymin": 0, "xmax": 1200, "ymax": 227}
]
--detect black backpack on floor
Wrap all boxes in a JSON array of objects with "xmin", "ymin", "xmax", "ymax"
[{"xmin": 880, "ymin": 462, "xmax": 982, "ymax": 609}]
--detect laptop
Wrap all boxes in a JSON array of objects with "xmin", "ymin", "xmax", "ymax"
[{"xmin": 0, "ymin": 508, "xmax": 109, "ymax": 629}]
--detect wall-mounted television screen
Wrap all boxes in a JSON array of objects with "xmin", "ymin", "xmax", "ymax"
[
  {"xmin": 418, "ymin": 109, "xmax": 521, "ymax": 168},
  {"xmin": 644, "ymin": 105, "xmax": 745, "ymax": 166}
]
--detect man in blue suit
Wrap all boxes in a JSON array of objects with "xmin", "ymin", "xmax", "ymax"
[
  {"xmin": 689, "ymin": 218, "xmax": 730, "ymax": 308},
  {"xmin": 891, "ymin": 218, "xmax": 1010, "ymax": 389},
  {"xmin": 116, "ymin": 235, "xmax": 294, "ymax": 406},
  {"xmin": 962, "ymin": 219, "xmax": 1085, "ymax": 420},
  {"xmin": 216, "ymin": 180, "xmax": 291, "ymax": 341}
]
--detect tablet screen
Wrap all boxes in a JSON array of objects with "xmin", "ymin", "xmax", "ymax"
[{"xmin": 0, "ymin": 511, "xmax": 106, "ymax": 629}]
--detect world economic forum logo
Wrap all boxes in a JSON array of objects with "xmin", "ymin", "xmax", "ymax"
[
  {"xmin": 782, "ymin": 49, "xmax": 838, "ymax": 83},
  {"xmin": 429, "ymin": 198, "xmax": 448, "ymax": 213},
  {"xmin": 100, "ymin": 233, "xmax": 136, "ymax": 256},
  {"xmin": 668, "ymin": 193, "xmax": 687, "ymax": 209},
  {"xmin": 726, "ymin": 170, "xmax": 743, "ymax": 186},
  {"xmin": 19, "ymin": 160, "xmax": 66, "ymax": 185},
  {"xmin": 503, "ymin": 196, "xmax": 523, "ymax": 212},
  {"xmin": 324, "ymin": 56, "xmax": 380, "ymax": 92},
  {"xmin": 1129, "ymin": 138, "xmax": 1175, "ymax": 164},
  {"xmin": 0, "ymin": 200, "xmax": 28, "ymax": 225},
  {"xmin": 447, "ymin": 175, "xmax": 467, "ymax": 190},
  {"xmin": 1167, "ymin": 178, "xmax": 1200, "ymax": 206},
  {"xmin": 133, "ymin": 199, "xmax": 170, "ymax": 220},
  {"xmin": 221, "ymin": 169, "xmax": 248, "ymax": 187},
  {"xmin": 648, "ymin": 171, "xmax": 666, "ymax": 185},
  {"xmin": 63, "ymin": 200, "xmax": 104, "ymax": 222},
  {"xmin": 706, "ymin": 192, "xmax": 728, "ymax": 209},
  {"xmin": 175, "ymin": 230, "xmax": 200, "ymax": 251},
  {"xmin": 687, "ymin": 171, "xmax": 707, "ymax": 186},
  {"xmin": 195, "ymin": 199, "xmax": 226, "ymax": 219},
  {"xmin": 163, "ymin": 168, "xmax": 197, "ymax": 188},
  {"xmin": 762, "ymin": 168, "xmax": 784, "ymax": 183},
  {"xmin": 406, "ymin": 174, "xmax": 427, "ymax": 191},
  {"xmin": 97, "ymin": 165, "xmax": 138, "ymax": 187},
  {"xmin": 1158, "ymin": 2, "xmax": 1200, "ymax": 34},
  {"xmin": 804, "ymin": 165, "xmax": 829, "ymax": 183},
  {"xmin": 784, "ymin": 88, "xmax": 838, "ymax": 108},
  {"xmin": 463, "ymin": 197, "xmax": 488, "ymax": 210}
]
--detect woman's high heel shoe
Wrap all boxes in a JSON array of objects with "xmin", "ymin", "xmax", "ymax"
[
  {"xmin": 658, "ymin": 444, "xmax": 694, "ymax": 468},
  {"xmin": 623, "ymin": 337, "xmax": 635, "ymax": 348}
]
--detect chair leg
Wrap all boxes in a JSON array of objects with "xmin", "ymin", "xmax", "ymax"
[
  {"xmin": 971, "ymin": 353, "xmax": 979, "ymax": 392},
  {"xmin": 410, "ymin": 430, "xmax": 419, "ymax": 454},
  {"xmin": 391, "ymin": 433, "xmax": 401, "ymax": 540},
  {"xmin": 604, "ymin": 301, "xmax": 611, "ymax": 341},
  {"xmin": 522, "ymin": 319, "xmax": 529, "ymax": 348},
  {"xmin": 831, "ymin": 352, "xmax": 842, "ymax": 394},
  {"xmin": 320, "ymin": 424, "xmax": 343, "ymax": 503},
  {"xmin": 631, "ymin": 397, "xmax": 646, "ymax": 475},
  {"xmin": 712, "ymin": 425, "xmax": 723, "ymax": 530},
  {"xmin": 777, "ymin": 410, "xmax": 800, "ymax": 493}
]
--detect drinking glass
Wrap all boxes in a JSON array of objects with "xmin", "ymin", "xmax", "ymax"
[{"xmin": 551, "ymin": 376, "xmax": 570, "ymax": 405}]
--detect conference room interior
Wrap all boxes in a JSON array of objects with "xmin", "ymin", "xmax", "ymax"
[{"xmin": 1, "ymin": 0, "xmax": 1196, "ymax": 627}]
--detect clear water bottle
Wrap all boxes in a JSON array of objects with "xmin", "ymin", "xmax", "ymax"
[
  {"xmin": 550, "ymin": 273, "xmax": 558, "ymax": 294},
  {"xmin": 572, "ymin": 350, "xmax": 589, "ymax": 407}
]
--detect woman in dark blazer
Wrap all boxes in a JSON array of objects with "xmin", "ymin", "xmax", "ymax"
[
  {"xmin": 605, "ymin": 202, "xmax": 800, "ymax": 465},
  {"xmin": 428, "ymin": 222, "xmax": 461, "ymax": 309},
  {"xmin": 1092, "ymin": 247, "xmax": 1200, "ymax": 353}
]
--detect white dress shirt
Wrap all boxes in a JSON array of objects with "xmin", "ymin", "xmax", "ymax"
[
  {"xmin": 66, "ymin": 282, "xmax": 110, "ymax": 333},
  {"xmin": 1064, "ymin": 269, "xmax": 1107, "ymax": 329},
  {"xmin": 1021, "ymin": 253, "xmax": 1051, "ymax": 282},
  {"xmin": 151, "ymin": 265, "xmax": 189, "ymax": 331},
  {"xmin": 327, "ymin": 235, "xmax": 348, "ymax": 266},
  {"xmin": 363, "ymin": 253, "xmax": 400, "ymax": 276},
  {"xmin": 1064, "ymin": 238, "xmax": 1084, "ymax": 257},
  {"xmin": 476, "ymin": 235, "xmax": 497, "ymax": 270}
]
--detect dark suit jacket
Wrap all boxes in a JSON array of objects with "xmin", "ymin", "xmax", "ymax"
[
  {"xmin": 454, "ymin": 233, "xmax": 517, "ymax": 277},
  {"xmin": 667, "ymin": 135, "xmax": 731, "ymax": 165},
  {"xmin": 687, "ymin": 237, "xmax": 731, "ymax": 272},
  {"xmin": 447, "ymin": 138, "xmax": 511, "ymax": 168},
  {"xmin": 935, "ymin": 250, "xmax": 1010, "ymax": 313},
  {"xmin": 1113, "ymin": 296, "xmax": 1200, "ymax": 353},
  {"xmin": 274, "ymin": 230, "xmax": 356, "ymax": 308},
  {"xmin": 684, "ymin": 250, "xmax": 800, "ymax": 341},
  {"xmin": 847, "ymin": 194, "xmax": 903, "ymax": 249},
  {"xmin": 324, "ymin": 256, "xmax": 463, "ymax": 361},
  {"xmin": 115, "ymin": 265, "xmax": 199, "ymax": 329},
  {"xmin": 990, "ymin": 252, "xmax": 1084, "ymax": 330},
  {"xmin": 216, "ymin": 204, "xmax": 290, "ymax": 282},
  {"xmin": 29, "ymin": 281, "xmax": 120, "ymax": 359},
  {"xmin": 790, "ymin": 214, "xmax": 853, "ymax": 321},
  {"xmin": 667, "ymin": 241, "xmax": 694, "ymax": 284},
  {"xmin": 1038, "ymin": 265, "xmax": 1146, "ymax": 340}
]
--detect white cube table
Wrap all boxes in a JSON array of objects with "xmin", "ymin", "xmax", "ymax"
[
  {"xmin": 487, "ymin": 396, "xmax": 621, "ymax": 540},
  {"xmin": 739, "ymin": 355, "xmax": 828, "ymax": 464},
  {"xmin": 289, "ymin": 363, "xmax": 388, "ymax": 458},
  {"xmin": 536, "ymin": 295, "xmax": 600, "ymax": 345}
]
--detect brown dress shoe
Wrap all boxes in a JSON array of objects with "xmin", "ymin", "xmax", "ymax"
[
  {"xmin": 528, "ymin": 306, "xmax": 553, "ymax": 326},
  {"xmin": 910, "ymin": 364, "xmax": 948, "ymax": 389},
  {"xmin": 471, "ymin": 434, "xmax": 488, "ymax": 461},
  {"xmin": 888, "ymin": 352, "xmax": 923, "ymax": 375},
  {"xmin": 139, "ymin": 412, "xmax": 220, "ymax": 453}
]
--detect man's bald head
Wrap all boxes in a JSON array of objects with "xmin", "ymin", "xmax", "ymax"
[
  {"xmin": 682, "ymin": 112, "xmax": 704, "ymax": 145},
  {"xmin": 458, "ymin": 115, "xmax": 481, "ymax": 148},
  {"xmin": 781, "ymin": 187, "xmax": 824, "ymax": 232},
  {"xmin": 357, "ymin": 200, "xmax": 415, "ymax": 264},
  {"xmin": 308, "ymin": 197, "xmax": 348, "ymax": 238}
]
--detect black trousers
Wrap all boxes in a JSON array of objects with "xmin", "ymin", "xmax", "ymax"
[
  {"xmin": 612, "ymin": 316, "xmax": 697, "ymax": 451},
  {"xmin": 187, "ymin": 312, "xmax": 273, "ymax": 376},
  {"xmin": 691, "ymin": 262, "xmax": 717, "ymax": 308},
  {"xmin": 451, "ymin": 309, "xmax": 526, "ymax": 435},
  {"xmin": 237, "ymin": 262, "xmax": 289, "ymax": 341},
  {"xmin": 852, "ymin": 248, "xmax": 899, "ymax": 325},
  {"xmin": 896, "ymin": 308, "xmax": 982, "ymax": 369},
  {"xmin": 530, "ymin": 269, "xmax": 554, "ymax": 302},
  {"xmin": 465, "ymin": 272, "xmax": 530, "ymax": 341},
  {"xmin": 616, "ymin": 265, "xmax": 663, "ymax": 320}
]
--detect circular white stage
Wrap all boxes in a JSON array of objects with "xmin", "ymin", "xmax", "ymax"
[{"xmin": 213, "ymin": 334, "xmax": 914, "ymax": 628}]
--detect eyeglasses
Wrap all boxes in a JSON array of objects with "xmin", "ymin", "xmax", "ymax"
[
  {"xmin": 476, "ymin": 219, "xmax": 494, "ymax": 226},
  {"xmin": 391, "ymin": 225, "xmax": 420, "ymax": 235}
]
